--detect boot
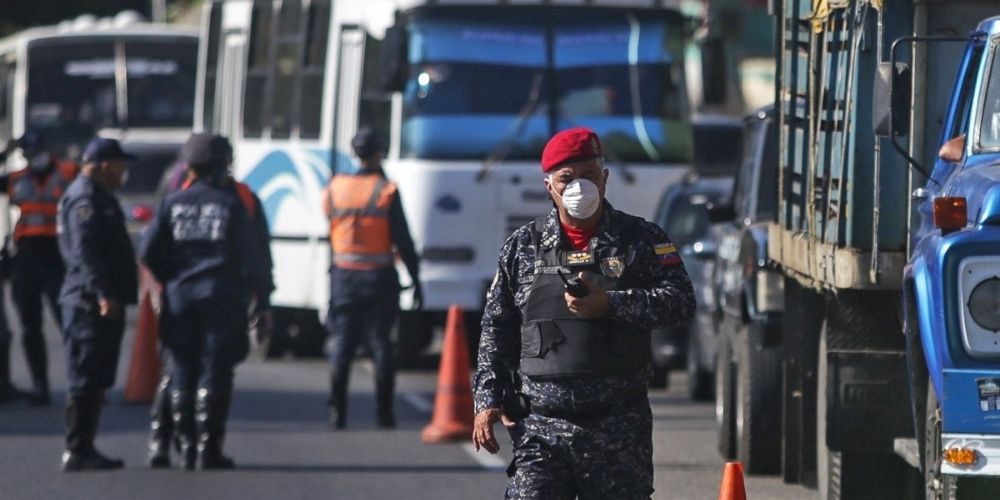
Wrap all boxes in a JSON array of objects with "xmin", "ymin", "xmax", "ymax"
[
  {"xmin": 375, "ymin": 378, "xmax": 396, "ymax": 429},
  {"xmin": 62, "ymin": 393, "xmax": 124, "ymax": 471},
  {"xmin": 170, "ymin": 390, "xmax": 197, "ymax": 471},
  {"xmin": 196, "ymin": 389, "xmax": 235, "ymax": 470},
  {"xmin": 328, "ymin": 374, "xmax": 346, "ymax": 430},
  {"xmin": 25, "ymin": 337, "xmax": 49, "ymax": 406},
  {"xmin": 147, "ymin": 375, "xmax": 173, "ymax": 468}
]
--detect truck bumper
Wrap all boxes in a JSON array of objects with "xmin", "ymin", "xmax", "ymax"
[{"xmin": 941, "ymin": 433, "xmax": 1000, "ymax": 475}]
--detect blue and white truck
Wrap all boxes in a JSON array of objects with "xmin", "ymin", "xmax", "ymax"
[{"xmin": 765, "ymin": 0, "xmax": 1000, "ymax": 498}]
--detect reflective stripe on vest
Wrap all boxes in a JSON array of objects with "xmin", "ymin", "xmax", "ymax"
[
  {"xmin": 327, "ymin": 174, "xmax": 395, "ymax": 270},
  {"xmin": 9, "ymin": 162, "xmax": 77, "ymax": 239}
]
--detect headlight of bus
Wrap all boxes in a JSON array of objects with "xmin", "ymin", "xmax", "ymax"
[{"xmin": 968, "ymin": 277, "xmax": 1000, "ymax": 331}]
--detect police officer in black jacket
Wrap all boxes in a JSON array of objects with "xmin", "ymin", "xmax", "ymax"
[
  {"xmin": 138, "ymin": 133, "xmax": 269, "ymax": 470},
  {"xmin": 57, "ymin": 137, "xmax": 138, "ymax": 471}
]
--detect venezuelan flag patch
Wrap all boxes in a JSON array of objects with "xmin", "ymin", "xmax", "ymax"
[{"xmin": 655, "ymin": 243, "xmax": 682, "ymax": 267}]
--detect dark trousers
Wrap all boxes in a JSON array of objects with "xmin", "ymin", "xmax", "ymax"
[
  {"xmin": 13, "ymin": 239, "xmax": 64, "ymax": 389},
  {"xmin": 162, "ymin": 297, "xmax": 245, "ymax": 395},
  {"xmin": 0, "ymin": 284, "xmax": 13, "ymax": 386},
  {"xmin": 61, "ymin": 305, "xmax": 125, "ymax": 397},
  {"xmin": 326, "ymin": 282, "xmax": 398, "ymax": 412}
]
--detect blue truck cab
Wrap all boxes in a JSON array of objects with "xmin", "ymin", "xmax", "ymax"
[{"xmin": 904, "ymin": 16, "xmax": 1000, "ymax": 484}]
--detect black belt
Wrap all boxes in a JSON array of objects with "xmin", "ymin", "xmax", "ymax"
[{"xmin": 530, "ymin": 392, "xmax": 645, "ymax": 422}]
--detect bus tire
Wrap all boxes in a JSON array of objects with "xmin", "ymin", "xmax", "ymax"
[
  {"xmin": 716, "ymin": 318, "xmax": 736, "ymax": 459},
  {"xmin": 736, "ymin": 320, "xmax": 781, "ymax": 474}
]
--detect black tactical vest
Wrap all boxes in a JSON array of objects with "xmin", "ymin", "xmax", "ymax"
[{"xmin": 519, "ymin": 217, "xmax": 650, "ymax": 379}]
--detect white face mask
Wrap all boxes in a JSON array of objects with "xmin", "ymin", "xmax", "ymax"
[{"xmin": 560, "ymin": 178, "xmax": 601, "ymax": 219}]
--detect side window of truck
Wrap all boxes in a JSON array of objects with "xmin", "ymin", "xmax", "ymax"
[{"xmin": 978, "ymin": 41, "xmax": 1000, "ymax": 150}]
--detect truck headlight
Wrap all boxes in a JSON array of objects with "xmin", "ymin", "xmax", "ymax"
[{"xmin": 968, "ymin": 277, "xmax": 1000, "ymax": 331}]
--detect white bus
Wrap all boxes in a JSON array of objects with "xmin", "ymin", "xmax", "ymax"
[
  {"xmin": 0, "ymin": 12, "xmax": 199, "ymax": 234},
  {"xmin": 198, "ymin": 0, "xmax": 694, "ymax": 359}
]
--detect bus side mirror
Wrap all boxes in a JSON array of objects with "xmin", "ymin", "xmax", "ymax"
[
  {"xmin": 378, "ymin": 25, "xmax": 408, "ymax": 93},
  {"xmin": 700, "ymin": 37, "xmax": 727, "ymax": 106},
  {"xmin": 873, "ymin": 62, "xmax": 911, "ymax": 137}
]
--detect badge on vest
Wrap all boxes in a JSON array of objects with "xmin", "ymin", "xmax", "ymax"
[
  {"xmin": 601, "ymin": 256, "xmax": 625, "ymax": 278},
  {"xmin": 564, "ymin": 250, "xmax": 594, "ymax": 266}
]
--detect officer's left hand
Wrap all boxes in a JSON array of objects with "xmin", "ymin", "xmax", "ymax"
[{"xmin": 565, "ymin": 272, "xmax": 609, "ymax": 319}]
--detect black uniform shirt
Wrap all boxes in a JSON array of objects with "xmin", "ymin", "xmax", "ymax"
[
  {"xmin": 473, "ymin": 203, "xmax": 696, "ymax": 414},
  {"xmin": 57, "ymin": 175, "xmax": 138, "ymax": 306},
  {"xmin": 138, "ymin": 178, "xmax": 268, "ymax": 309}
]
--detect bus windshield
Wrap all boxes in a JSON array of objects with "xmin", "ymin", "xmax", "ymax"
[
  {"xmin": 401, "ymin": 9, "xmax": 691, "ymax": 163},
  {"xmin": 26, "ymin": 36, "xmax": 196, "ymax": 155}
]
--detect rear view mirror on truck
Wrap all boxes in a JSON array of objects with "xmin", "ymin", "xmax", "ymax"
[{"xmin": 873, "ymin": 62, "xmax": 912, "ymax": 137}]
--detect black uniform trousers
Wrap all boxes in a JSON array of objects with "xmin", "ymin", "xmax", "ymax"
[
  {"xmin": 161, "ymin": 296, "xmax": 246, "ymax": 395},
  {"xmin": 13, "ymin": 238, "xmax": 64, "ymax": 385},
  {"xmin": 326, "ymin": 267, "xmax": 398, "ymax": 399},
  {"xmin": 61, "ymin": 304, "xmax": 125, "ymax": 396}
]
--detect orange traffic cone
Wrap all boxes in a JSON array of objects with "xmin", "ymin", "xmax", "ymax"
[
  {"xmin": 421, "ymin": 305, "xmax": 475, "ymax": 443},
  {"xmin": 718, "ymin": 461, "xmax": 747, "ymax": 500},
  {"xmin": 123, "ymin": 288, "xmax": 163, "ymax": 404}
]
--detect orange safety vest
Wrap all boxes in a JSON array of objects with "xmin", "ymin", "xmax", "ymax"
[
  {"xmin": 9, "ymin": 161, "xmax": 78, "ymax": 240},
  {"xmin": 324, "ymin": 173, "xmax": 395, "ymax": 271}
]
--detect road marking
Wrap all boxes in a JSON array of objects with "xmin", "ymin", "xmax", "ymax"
[
  {"xmin": 402, "ymin": 392, "xmax": 433, "ymax": 413},
  {"xmin": 462, "ymin": 443, "xmax": 507, "ymax": 471}
]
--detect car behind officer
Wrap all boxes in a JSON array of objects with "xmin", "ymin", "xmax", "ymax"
[
  {"xmin": 139, "ymin": 133, "xmax": 269, "ymax": 470},
  {"xmin": 57, "ymin": 137, "xmax": 137, "ymax": 471},
  {"xmin": 4, "ymin": 132, "xmax": 79, "ymax": 405},
  {"xmin": 472, "ymin": 128, "xmax": 696, "ymax": 498},
  {"xmin": 322, "ymin": 127, "xmax": 421, "ymax": 429}
]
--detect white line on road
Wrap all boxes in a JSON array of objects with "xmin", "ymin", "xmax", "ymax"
[
  {"xmin": 402, "ymin": 392, "xmax": 434, "ymax": 413},
  {"xmin": 462, "ymin": 443, "xmax": 507, "ymax": 471}
]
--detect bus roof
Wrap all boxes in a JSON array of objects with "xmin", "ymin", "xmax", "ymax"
[{"xmin": 0, "ymin": 15, "xmax": 197, "ymax": 56}]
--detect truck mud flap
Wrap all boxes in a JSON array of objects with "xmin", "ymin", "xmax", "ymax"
[{"xmin": 826, "ymin": 350, "xmax": 912, "ymax": 453}]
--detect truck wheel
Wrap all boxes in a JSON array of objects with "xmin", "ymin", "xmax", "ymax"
[
  {"xmin": 816, "ymin": 319, "xmax": 909, "ymax": 500},
  {"xmin": 736, "ymin": 321, "xmax": 781, "ymax": 474},
  {"xmin": 266, "ymin": 307, "xmax": 292, "ymax": 359},
  {"xmin": 687, "ymin": 325, "xmax": 713, "ymax": 401},
  {"xmin": 925, "ymin": 379, "xmax": 1000, "ymax": 500},
  {"xmin": 289, "ymin": 310, "xmax": 325, "ymax": 358},
  {"xmin": 715, "ymin": 319, "xmax": 736, "ymax": 459}
]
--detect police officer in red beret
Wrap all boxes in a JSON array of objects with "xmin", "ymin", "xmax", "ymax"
[{"xmin": 472, "ymin": 128, "xmax": 696, "ymax": 498}]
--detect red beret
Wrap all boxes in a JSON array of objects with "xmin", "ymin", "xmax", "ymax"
[{"xmin": 541, "ymin": 127, "xmax": 602, "ymax": 172}]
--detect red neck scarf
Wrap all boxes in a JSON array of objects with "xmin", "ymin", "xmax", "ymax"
[{"xmin": 561, "ymin": 221, "xmax": 595, "ymax": 251}]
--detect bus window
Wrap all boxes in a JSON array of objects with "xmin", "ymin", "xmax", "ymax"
[
  {"xmin": 300, "ymin": 0, "xmax": 330, "ymax": 139},
  {"xmin": 244, "ymin": 2, "xmax": 274, "ymax": 138},
  {"xmin": 27, "ymin": 39, "xmax": 117, "ymax": 155},
  {"xmin": 0, "ymin": 60, "xmax": 10, "ymax": 141},
  {"xmin": 125, "ymin": 38, "xmax": 197, "ymax": 129},
  {"xmin": 269, "ymin": 1, "xmax": 304, "ymax": 139},
  {"xmin": 202, "ymin": 4, "xmax": 223, "ymax": 132}
]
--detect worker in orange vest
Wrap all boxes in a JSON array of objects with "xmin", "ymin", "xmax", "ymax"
[
  {"xmin": 322, "ymin": 127, "xmax": 421, "ymax": 430},
  {"xmin": 2, "ymin": 132, "xmax": 78, "ymax": 405}
]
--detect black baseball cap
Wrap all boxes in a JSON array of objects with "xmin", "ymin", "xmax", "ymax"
[
  {"xmin": 16, "ymin": 131, "xmax": 49, "ymax": 156},
  {"xmin": 351, "ymin": 127, "xmax": 384, "ymax": 159},
  {"xmin": 180, "ymin": 133, "xmax": 233, "ymax": 168},
  {"xmin": 82, "ymin": 137, "xmax": 136, "ymax": 163}
]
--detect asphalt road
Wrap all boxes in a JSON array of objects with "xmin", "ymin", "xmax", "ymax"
[{"xmin": 0, "ymin": 307, "xmax": 818, "ymax": 499}]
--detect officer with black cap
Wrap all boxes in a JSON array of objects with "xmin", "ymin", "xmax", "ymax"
[
  {"xmin": 57, "ymin": 137, "xmax": 137, "ymax": 471},
  {"xmin": 321, "ymin": 127, "xmax": 421, "ymax": 429},
  {"xmin": 2, "ymin": 132, "xmax": 79, "ymax": 405},
  {"xmin": 139, "ymin": 133, "xmax": 269, "ymax": 470}
]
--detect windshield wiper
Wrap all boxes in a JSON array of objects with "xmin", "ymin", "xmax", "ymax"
[{"xmin": 475, "ymin": 72, "xmax": 545, "ymax": 183}]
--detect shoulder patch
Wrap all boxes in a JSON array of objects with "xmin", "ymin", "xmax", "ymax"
[
  {"xmin": 76, "ymin": 205, "xmax": 93, "ymax": 221},
  {"xmin": 654, "ymin": 242, "xmax": 682, "ymax": 267},
  {"xmin": 654, "ymin": 243, "xmax": 677, "ymax": 255}
]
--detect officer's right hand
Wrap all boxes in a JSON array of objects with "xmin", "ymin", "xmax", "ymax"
[
  {"xmin": 472, "ymin": 408, "xmax": 516, "ymax": 454},
  {"xmin": 99, "ymin": 298, "xmax": 123, "ymax": 320},
  {"xmin": 412, "ymin": 283, "xmax": 424, "ymax": 311}
]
